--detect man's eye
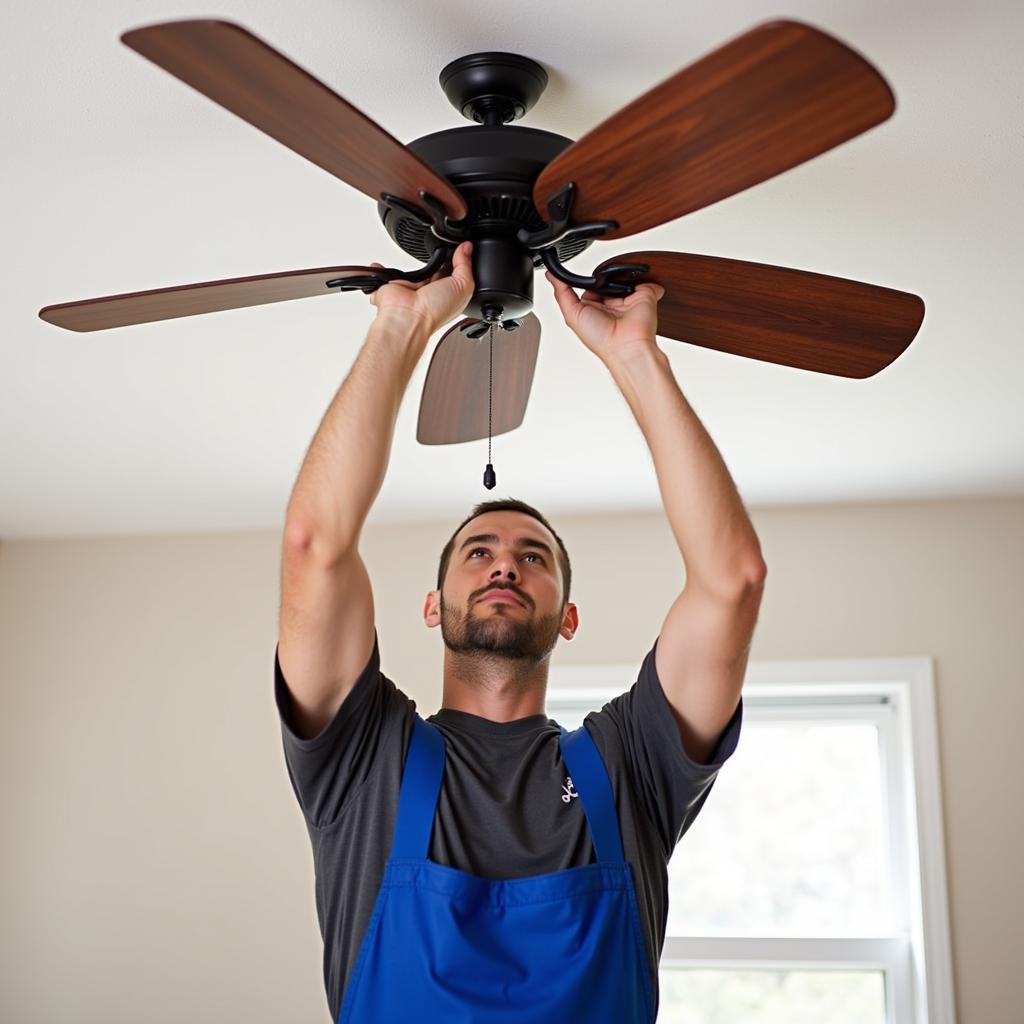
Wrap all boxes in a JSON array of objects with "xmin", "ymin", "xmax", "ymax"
[{"xmin": 468, "ymin": 548, "xmax": 543, "ymax": 564}]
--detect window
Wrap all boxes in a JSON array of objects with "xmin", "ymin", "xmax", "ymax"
[{"xmin": 548, "ymin": 656, "xmax": 955, "ymax": 1024}]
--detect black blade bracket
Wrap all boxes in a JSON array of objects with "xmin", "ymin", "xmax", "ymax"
[
  {"xmin": 518, "ymin": 183, "xmax": 650, "ymax": 295},
  {"xmin": 325, "ymin": 232, "xmax": 453, "ymax": 293}
]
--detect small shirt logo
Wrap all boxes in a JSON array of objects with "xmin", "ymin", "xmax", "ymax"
[{"xmin": 561, "ymin": 775, "xmax": 579, "ymax": 804}]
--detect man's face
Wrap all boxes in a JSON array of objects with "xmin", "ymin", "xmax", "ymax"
[{"xmin": 428, "ymin": 510, "xmax": 576, "ymax": 660}]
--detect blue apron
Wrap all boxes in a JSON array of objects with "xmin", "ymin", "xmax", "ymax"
[{"xmin": 338, "ymin": 713, "xmax": 656, "ymax": 1023}]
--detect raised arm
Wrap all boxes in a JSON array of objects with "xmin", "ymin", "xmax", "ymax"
[
  {"xmin": 279, "ymin": 242, "xmax": 474, "ymax": 739},
  {"xmin": 547, "ymin": 270, "xmax": 766, "ymax": 765}
]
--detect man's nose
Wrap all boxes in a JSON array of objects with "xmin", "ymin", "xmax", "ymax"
[{"xmin": 489, "ymin": 558, "xmax": 517, "ymax": 581}]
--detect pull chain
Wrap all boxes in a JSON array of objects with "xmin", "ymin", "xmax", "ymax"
[{"xmin": 483, "ymin": 322, "xmax": 496, "ymax": 489}]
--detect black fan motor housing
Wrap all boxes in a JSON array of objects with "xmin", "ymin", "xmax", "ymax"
[{"xmin": 377, "ymin": 124, "xmax": 592, "ymax": 321}]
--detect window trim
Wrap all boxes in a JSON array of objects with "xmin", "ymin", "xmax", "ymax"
[{"xmin": 548, "ymin": 654, "xmax": 955, "ymax": 1024}]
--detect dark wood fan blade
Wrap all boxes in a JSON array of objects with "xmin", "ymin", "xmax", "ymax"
[
  {"xmin": 535, "ymin": 20, "xmax": 894, "ymax": 239},
  {"xmin": 417, "ymin": 315, "xmax": 541, "ymax": 444},
  {"xmin": 121, "ymin": 19, "xmax": 466, "ymax": 218},
  {"xmin": 595, "ymin": 251, "xmax": 924, "ymax": 378},
  {"xmin": 38, "ymin": 267, "xmax": 380, "ymax": 332}
]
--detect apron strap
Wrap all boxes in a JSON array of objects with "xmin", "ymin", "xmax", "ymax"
[
  {"xmin": 559, "ymin": 723, "xmax": 625, "ymax": 865},
  {"xmin": 391, "ymin": 714, "xmax": 446, "ymax": 860},
  {"xmin": 390, "ymin": 714, "xmax": 626, "ymax": 866}
]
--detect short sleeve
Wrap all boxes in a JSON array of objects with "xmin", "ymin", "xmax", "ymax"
[
  {"xmin": 584, "ymin": 635, "xmax": 742, "ymax": 860},
  {"xmin": 273, "ymin": 628, "xmax": 413, "ymax": 829}
]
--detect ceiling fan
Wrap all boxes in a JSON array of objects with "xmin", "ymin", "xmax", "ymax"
[{"xmin": 38, "ymin": 17, "xmax": 925, "ymax": 451}]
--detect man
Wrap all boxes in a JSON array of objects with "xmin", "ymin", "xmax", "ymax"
[{"xmin": 275, "ymin": 240, "xmax": 766, "ymax": 1021}]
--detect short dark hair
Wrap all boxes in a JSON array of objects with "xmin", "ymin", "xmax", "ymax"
[{"xmin": 436, "ymin": 498, "xmax": 572, "ymax": 604}]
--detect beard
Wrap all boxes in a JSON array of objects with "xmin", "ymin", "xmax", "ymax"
[{"xmin": 440, "ymin": 591, "xmax": 562, "ymax": 662}]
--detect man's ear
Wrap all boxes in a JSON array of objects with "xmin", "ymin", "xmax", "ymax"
[
  {"xmin": 423, "ymin": 589, "xmax": 441, "ymax": 629},
  {"xmin": 559, "ymin": 602, "xmax": 579, "ymax": 641}
]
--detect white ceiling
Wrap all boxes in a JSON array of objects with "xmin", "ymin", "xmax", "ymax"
[{"xmin": 4, "ymin": 0, "xmax": 1022, "ymax": 539}]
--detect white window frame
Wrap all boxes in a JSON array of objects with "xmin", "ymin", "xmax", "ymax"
[{"xmin": 548, "ymin": 655, "xmax": 956, "ymax": 1024}]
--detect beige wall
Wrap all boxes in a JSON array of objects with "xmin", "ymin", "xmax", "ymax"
[{"xmin": 1, "ymin": 497, "xmax": 1020, "ymax": 1022}]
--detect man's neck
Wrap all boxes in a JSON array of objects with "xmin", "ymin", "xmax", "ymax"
[{"xmin": 440, "ymin": 648, "xmax": 549, "ymax": 721}]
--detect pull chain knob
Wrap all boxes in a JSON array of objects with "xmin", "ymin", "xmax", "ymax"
[{"xmin": 482, "ymin": 322, "xmax": 496, "ymax": 489}]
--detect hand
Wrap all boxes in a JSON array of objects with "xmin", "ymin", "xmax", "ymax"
[
  {"xmin": 546, "ymin": 270, "xmax": 665, "ymax": 364},
  {"xmin": 369, "ymin": 240, "xmax": 474, "ymax": 335}
]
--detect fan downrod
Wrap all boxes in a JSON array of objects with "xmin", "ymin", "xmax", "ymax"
[{"xmin": 439, "ymin": 52, "xmax": 548, "ymax": 125}]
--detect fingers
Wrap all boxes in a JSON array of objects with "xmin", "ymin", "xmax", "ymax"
[
  {"xmin": 544, "ymin": 270, "xmax": 581, "ymax": 320},
  {"xmin": 637, "ymin": 282, "xmax": 666, "ymax": 302},
  {"xmin": 451, "ymin": 239, "xmax": 472, "ymax": 267},
  {"xmin": 450, "ymin": 240, "xmax": 474, "ymax": 285}
]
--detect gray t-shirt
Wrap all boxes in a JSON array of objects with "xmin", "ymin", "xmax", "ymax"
[{"xmin": 274, "ymin": 631, "xmax": 742, "ymax": 1021}]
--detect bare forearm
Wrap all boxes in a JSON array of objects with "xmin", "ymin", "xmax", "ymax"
[
  {"xmin": 285, "ymin": 313, "xmax": 430, "ymax": 558},
  {"xmin": 604, "ymin": 345, "xmax": 765, "ymax": 594}
]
